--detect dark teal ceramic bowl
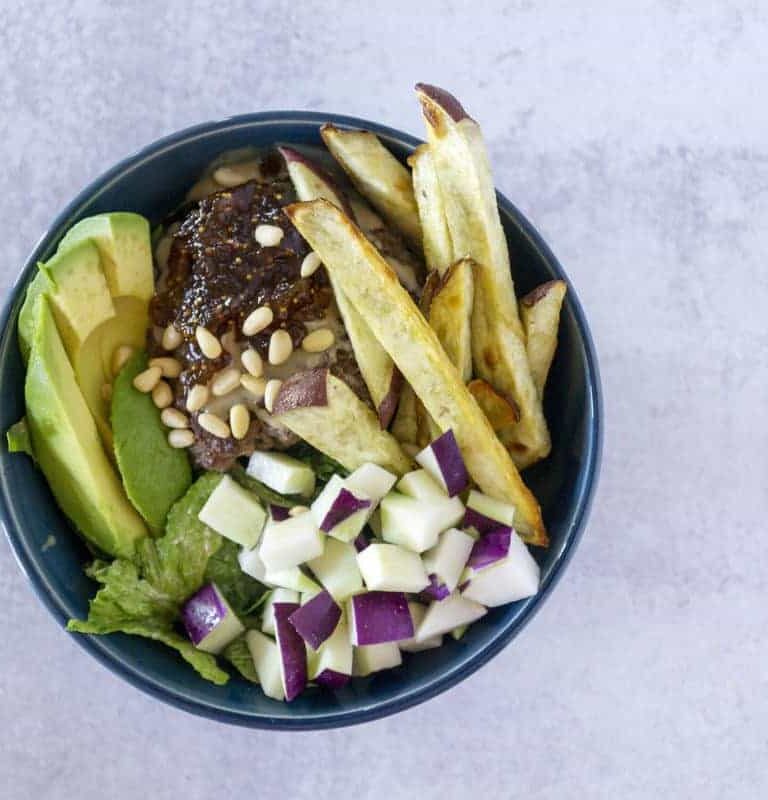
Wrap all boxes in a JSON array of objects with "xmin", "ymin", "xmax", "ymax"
[{"xmin": 0, "ymin": 112, "xmax": 601, "ymax": 729}]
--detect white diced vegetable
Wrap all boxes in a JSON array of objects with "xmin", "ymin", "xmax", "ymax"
[
  {"xmin": 308, "ymin": 617, "xmax": 353, "ymax": 688},
  {"xmin": 353, "ymin": 642, "xmax": 402, "ymax": 675},
  {"xmin": 463, "ymin": 490, "xmax": 516, "ymax": 533},
  {"xmin": 197, "ymin": 475, "xmax": 266, "ymax": 548},
  {"xmin": 466, "ymin": 528, "xmax": 512, "ymax": 570},
  {"xmin": 246, "ymin": 450, "xmax": 316, "ymax": 497},
  {"xmin": 311, "ymin": 474, "xmax": 372, "ymax": 542},
  {"xmin": 399, "ymin": 602, "xmax": 443, "ymax": 653},
  {"xmin": 422, "ymin": 528, "xmax": 474, "ymax": 596},
  {"xmin": 238, "ymin": 545, "xmax": 268, "ymax": 582},
  {"xmin": 345, "ymin": 462, "xmax": 397, "ymax": 502},
  {"xmin": 273, "ymin": 601, "xmax": 307, "ymax": 701},
  {"xmin": 461, "ymin": 533, "xmax": 540, "ymax": 606},
  {"xmin": 357, "ymin": 543, "xmax": 429, "ymax": 593},
  {"xmin": 380, "ymin": 491, "xmax": 463, "ymax": 553},
  {"xmin": 245, "ymin": 629, "xmax": 285, "ymax": 701},
  {"xmin": 262, "ymin": 587, "xmax": 301, "ymax": 636},
  {"xmin": 181, "ymin": 583, "xmax": 245, "ymax": 654},
  {"xmin": 263, "ymin": 567, "xmax": 321, "ymax": 595},
  {"xmin": 415, "ymin": 429, "xmax": 469, "ymax": 497},
  {"xmin": 416, "ymin": 592, "xmax": 486, "ymax": 641},
  {"xmin": 307, "ymin": 537, "xmax": 363, "ymax": 601},
  {"xmin": 396, "ymin": 468, "xmax": 446, "ymax": 500},
  {"xmin": 348, "ymin": 591, "xmax": 414, "ymax": 645},
  {"xmin": 259, "ymin": 513, "xmax": 324, "ymax": 571}
]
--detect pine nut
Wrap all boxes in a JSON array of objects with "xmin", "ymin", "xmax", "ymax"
[
  {"xmin": 211, "ymin": 367, "xmax": 242, "ymax": 397},
  {"xmin": 195, "ymin": 326, "xmax": 222, "ymax": 359},
  {"xmin": 264, "ymin": 379, "xmax": 283, "ymax": 413},
  {"xmin": 300, "ymin": 252, "xmax": 322, "ymax": 278},
  {"xmin": 133, "ymin": 366, "xmax": 162, "ymax": 393},
  {"xmin": 268, "ymin": 329, "xmax": 293, "ymax": 365},
  {"xmin": 254, "ymin": 224, "xmax": 284, "ymax": 247},
  {"xmin": 241, "ymin": 348, "xmax": 263, "ymax": 377},
  {"xmin": 162, "ymin": 324, "xmax": 183, "ymax": 351},
  {"xmin": 152, "ymin": 380, "xmax": 173, "ymax": 409},
  {"xmin": 230, "ymin": 404, "xmax": 250, "ymax": 440},
  {"xmin": 240, "ymin": 375, "xmax": 267, "ymax": 399},
  {"xmin": 168, "ymin": 429, "xmax": 195, "ymax": 449},
  {"xmin": 213, "ymin": 165, "xmax": 250, "ymax": 187},
  {"xmin": 242, "ymin": 306, "xmax": 273, "ymax": 336},
  {"xmin": 149, "ymin": 357, "xmax": 182, "ymax": 378},
  {"xmin": 111, "ymin": 345, "xmax": 135, "ymax": 377},
  {"xmin": 186, "ymin": 384, "xmax": 210, "ymax": 412},
  {"xmin": 288, "ymin": 505, "xmax": 310, "ymax": 517},
  {"xmin": 302, "ymin": 328, "xmax": 335, "ymax": 353},
  {"xmin": 161, "ymin": 408, "xmax": 189, "ymax": 429},
  {"xmin": 101, "ymin": 383, "xmax": 112, "ymax": 402},
  {"xmin": 198, "ymin": 412, "xmax": 231, "ymax": 439}
]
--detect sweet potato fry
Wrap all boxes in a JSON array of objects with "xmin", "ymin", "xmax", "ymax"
[
  {"xmin": 320, "ymin": 124, "xmax": 422, "ymax": 249},
  {"xmin": 285, "ymin": 199, "xmax": 546, "ymax": 544},
  {"xmin": 415, "ymin": 84, "xmax": 550, "ymax": 467},
  {"xmin": 281, "ymin": 147, "xmax": 401, "ymax": 427},
  {"xmin": 520, "ymin": 280, "xmax": 567, "ymax": 397}
]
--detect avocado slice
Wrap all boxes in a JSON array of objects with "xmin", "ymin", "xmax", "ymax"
[
  {"xmin": 59, "ymin": 212, "xmax": 155, "ymax": 303},
  {"xmin": 25, "ymin": 296, "xmax": 147, "ymax": 559},
  {"xmin": 112, "ymin": 351, "xmax": 192, "ymax": 535}
]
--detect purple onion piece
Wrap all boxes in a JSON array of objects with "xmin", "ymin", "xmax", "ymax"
[
  {"xmin": 181, "ymin": 583, "xmax": 227, "ymax": 645},
  {"xmin": 468, "ymin": 527, "xmax": 513, "ymax": 570},
  {"xmin": 288, "ymin": 591, "xmax": 342, "ymax": 650},
  {"xmin": 430, "ymin": 429, "xmax": 469, "ymax": 496},
  {"xmin": 320, "ymin": 489, "xmax": 371, "ymax": 532},
  {"xmin": 314, "ymin": 669, "xmax": 351, "ymax": 690},
  {"xmin": 350, "ymin": 591, "xmax": 414, "ymax": 645}
]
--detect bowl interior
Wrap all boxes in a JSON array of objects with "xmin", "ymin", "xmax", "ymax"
[{"xmin": 0, "ymin": 113, "xmax": 601, "ymax": 729}]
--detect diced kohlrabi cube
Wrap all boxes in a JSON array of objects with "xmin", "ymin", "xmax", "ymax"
[
  {"xmin": 246, "ymin": 450, "xmax": 316, "ymax": 497},
  {"xmin": 181, "ymin": 583, "xmax": 245, "ymax": 654},
  {"xmin": 415, "ymin": 429, "xmax": 469, "ymax": 497},
  {"xmin": 467, "ymin": 527, "xmax": 512, "ymax": 570},
  {"xmin": 463, "ymin": 490, "xmax": 516, "ymax": 534},
  {"xmin": 258, "ymin": 513, "xmax": 324, "ymax": 571},
  {"xmin": 288, "ymin": 590, "xmax": 342, "ymax": 650},
  {"xmin": 308, "ymin": 617, "xmax": 353, "ymax": 688},
  {"xmin": 263, "ymin": 567, "xmax": 321, "ymax": 595},
  {"xmin": 380, "ymin": 492, "xmax": 464, "ymax": 553},
  {"xmin": 311, "ymin": 474, "xmax": 372, "ymax": 542},
  {"xmin": 418, "ymin": 573, "xmax": 451, "ymax": 602},
  {"xmin": 415, "ymin": 592, "xmax": 486, "ymax": 642},
  {"xmin": 197, "ymin": 475, "xmax": 266, "ymax": 548},
  {"xmin": 345, "ymin": 462, "xmax": 398, "ymax": 503},
  {"xmin": 461, "ymin": 533, "xmax": 540, "ymax": 606},
  {"xmin": 353, "ymin": 642, "xmax": 402, "ymax": 676},
  {"xmin": 262, "ymin": 587, "xmax": 301, "ymax": 636},
  {"xmin": 245, "ymin": 629, "xmax": 285, "ymax": 701},
  {"xmin": 273, "ymin": 602, "xmax": 307, "ymax": 701},
  {"xmin": 238, "ymin": 545, "xmax": 268, "ymax": 582},
  {"xmin": 367, "ymin": 509, "xmax": 382, "ymax": 538},
  {"xmin": 348, "ymin": 591, "xmax": 414, "ymax": 645},
  {"xmin": 396, "ymin": 469, "xmax": 446, "ymax": 500},
  {"xmin": 422, "ymin": 528, "xmax": 474, "ymax": 596},
  {"xmin": 399, "ymin": 602, "xmax": 443, "ymax": 653},
  {"xmin": 357, "ymin": 543, "xmax": 429, "ymax": 593},
  {"xmin": 307, "ymin": 537, "xmax": 363, "ymax": 601}
]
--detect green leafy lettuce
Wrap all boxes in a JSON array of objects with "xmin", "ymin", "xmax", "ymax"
[
  {"xmin": 286, "ymin": 442, "xmax": 348, "ymax": 484},
  {"xmin": 222, "ymin": 636, "xmax": 259, "ymax": 683},
  {"xmin": 6, "ymin": 417, "xmax": 35, "ymax": 461}
]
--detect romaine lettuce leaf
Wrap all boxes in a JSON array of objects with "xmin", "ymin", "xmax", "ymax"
[{"xmin": 222, "ymin": 636, "xmax": 259, "ymax": 683}]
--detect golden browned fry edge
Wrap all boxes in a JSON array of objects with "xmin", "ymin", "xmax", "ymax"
[
  {"xmin": 520, "ymin": 280, "xmax": 567, "ymax": 398},
  {"xmin": 468, "ymin": 379, "xmax": 520, "ymax": 431},
  {"xmin": 285, "ymin": 199, "xmax": 547, "ymax": 544},
  {"xmin": 281, "ymin": 147, "xmax": 401, "ymax": 428},
  {"xmin": 320, "ymin": 124, "xmax": 422, "ymax": 249},
  {"xmin": 415, "ymin": 84, "xmax": 551, "ymax": 467}
]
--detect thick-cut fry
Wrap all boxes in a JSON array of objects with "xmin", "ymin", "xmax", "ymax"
[
  {"xmin": 468, "ymin": 379, "xmax": 520, "ymax": 431},
  {"xmin": 391, "ymin": 383, "xmax": 419, "ymax": 446},
  {"xmin": 415, "ymin": 84, "xmax": 550, "ymax": 467},
  {"xmin": 408, "ymin": 144, "xmax": 454, "ymax": 273},
  {"xmin": 520, "ymin": 280, "xmax": 567, "ymax": 397},
  {"xmin": 273, "ymin": 368, "xmax": 412, "ymax": 476},
  {"xmin": 426, "ymin": 258, "xmax": 475, "ymax": 382},
  {"xmin": 286, "ymin": 199, "xmax": 546, "ymax": 544},
  {"xmin": 320, "ymin": 124, "xmax": 422, "ymax": 249},
  {"xmin": 281, "ymin": 147, "xmax": 401, "ymax": 427}
]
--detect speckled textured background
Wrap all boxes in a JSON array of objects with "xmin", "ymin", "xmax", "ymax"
[{"xmin": 1, "ymin": 1, "xmax": 766, "ymax": 797}]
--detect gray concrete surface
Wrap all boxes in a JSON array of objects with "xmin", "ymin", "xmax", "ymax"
[{"xmin": 1, "ymin": 1, "xmax": 766, "ymax": 798}]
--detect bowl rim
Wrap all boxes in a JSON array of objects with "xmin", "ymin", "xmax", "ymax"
[{"xmin": 0, "ymin": 110, "xmax": 602, "ymax": 729}]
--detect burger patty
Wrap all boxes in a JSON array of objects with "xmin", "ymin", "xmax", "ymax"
[{"xmin": 150, "ymin": 153, "xmax": 368, "ymax": 471}]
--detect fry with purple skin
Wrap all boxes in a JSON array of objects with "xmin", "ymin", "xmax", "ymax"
[
  {"xmin": 519, "ymin": 280, "xmax": 567, "ymax": 397},
  {"xmin": 414, "ymin": 83, "xmax": 550, "ymax": 468}
]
